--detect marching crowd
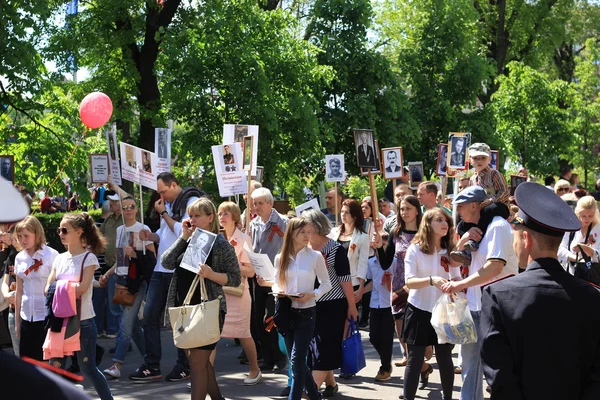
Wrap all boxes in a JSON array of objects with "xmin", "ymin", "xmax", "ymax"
[{"xmin": 1, "ymin": 141, "xmax": 600, "ymax": 400}]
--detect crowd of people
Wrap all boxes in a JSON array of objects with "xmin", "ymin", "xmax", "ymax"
[{"xmin": 1, "ymin": 141, "xmax": 600, "ymax": 400}]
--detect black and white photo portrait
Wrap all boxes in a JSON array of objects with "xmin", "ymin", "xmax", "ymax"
[
  {"xmin": 448, "ymin": 133, "xmax": 471, "ymax": 170},
  {"xmin": 180, "ymin": 228, "xmax": 217, "ymax": 274},
  {"xmin": 141, "ymin": 150, "xmax": 152, "ymax": 173},
  {"xmin": 223, "ymin": 144, "xmax": 235, "ymax": 165},
  {"xmin": 108, "ymin": 134, "xmax": 117, "ymax": 161},
  {"xmin": 353, "ymin": 129, "xmax": 378, "ymax": 168},
  {"xmin": 382, "ymin": 147, "xmax": 403, "ymax": 180},
  {"xmin": 436, "ymin": 144, "xmax": 448, "ymax": 176},
  {"xmin": 490, "ymin": 150, "xmax": 499, "ymax": 171},
  {"xmin": 234, "ymin": 125, "xmax": 249, "ymax": 143},
  {"xmin": 255, "ymin": 166, "xmax": 264, "ymax": 183},
  {"xmin": 325, "ymin": 155, "xmax": 345, "ymax": 182},
  {"xmin": 408, "ymin": 162, "xmax": 424, "ymax": 186},
  {"xmin": 157, "ymin": 129, "xmax": 168, "ymax": 159},
  {"xmin": 511, "ymin": 175, "xmax": 526, "ymax": 189},
  {"xmin": 0, "ymin": 155, "xmax": 14, "ymax": 183}
]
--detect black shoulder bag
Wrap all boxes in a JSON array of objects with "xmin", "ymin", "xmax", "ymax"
[{"xmin": 574, "ymin": 226, "xmax": 600, "ymax": 285}]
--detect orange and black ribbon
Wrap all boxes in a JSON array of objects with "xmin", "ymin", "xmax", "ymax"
[
  {"xmin": 267, "ymin": 225, "xmax": 284, "ymax": 242},
  {"xmin": 24, "ymin": 259, "xmax": 43, "ymax": 276},
  {"xmin": 382, "ymin": 271, "xmax": 392, "ymax": 291}
]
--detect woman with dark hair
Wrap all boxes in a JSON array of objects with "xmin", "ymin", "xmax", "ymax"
[
  {"xmin": 45, "ymin": 213, "xmax": 113, "ymax": 400},
  {"xmin": 374, "ymin": 195, "xmax": 422, "ymax": 368},
  {"xmin": 401, "ymin": 209, "xmax": 458, "ymax": 400},
  {"xmin": 161, "ymin": 198, "xmax": 241, "ymax": 400}
]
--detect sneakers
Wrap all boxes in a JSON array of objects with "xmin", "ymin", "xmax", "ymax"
[
  {"xmin": 129, "ymin": 364, "xmax": 162, "ymax": 382},
  {"xmin": 165, "ymin": 365, "xmax": 191, "ymax": 382},
  {"xmin": 322, "ymin": 384, "xmax": 339, "ymax": 397},
  {"xmin": 105, "ymin": 333, "xmax": 118, "ymax": 339},
  {"xmin": 375, "ymin": 367, "xmax": 392, "ymax": 382},
  {"xmin": 187, "ymin": 382, "xmax": 192, "ymax": 391},
  {"xmin": 450, "ymin": 250, "xmax": 472, "ymax": 266},
  {"xmin": 103, "ymin": 365, "xmax": 121, "ymax": 379},
  {"xmin": 243, "ymin": 371, "xmax": 263, "ymax": 386},
  {"xmin": 464, "ymin": 239, "xmax": 479, "ymax": 251}
]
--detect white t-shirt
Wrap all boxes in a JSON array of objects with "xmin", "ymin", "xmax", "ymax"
[
  {"xmin": 115, "ymin": 222, "xmax": 153, "ymax": 275},
  {"xmin": 154, "ymin": 197, "xmax": 198, "ymax": 273},
  {"xmin": 557, "ymin": 223, "xmax": 600, "ymax": 273},
  {"xmin": 467, "ymin": 216, "xmax": 517, "ymax": 312},
  {"xmin": 52, "ymin": 252, "xmax": 99, "ymax": 321}
]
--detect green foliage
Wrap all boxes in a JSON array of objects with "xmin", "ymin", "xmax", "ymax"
[
  {"xmin": 344, "ymin": 174, "xmax": 388, "ymax": 201},
  {"xmin": 34, "ymin": 209, "xmax": 103, "ymax": 251},
  {"xmin": 491, "ymin": 61, "xmax": 570, "ymax": 176}
]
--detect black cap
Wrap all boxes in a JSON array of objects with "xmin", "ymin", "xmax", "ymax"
[{"xmin": 512, "ymin": 182, "xmax": 581, "ymax": 237}]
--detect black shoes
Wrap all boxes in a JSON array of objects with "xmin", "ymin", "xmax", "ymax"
[
  {"xmin": 322, "ymin": 384, "xmax": 339, "ymax": 397},
  {"xmin": 129, "ymin": 364, "xmax": 162, "ymax": 382},
  {"xmin": 165, "ymin": 364, "xmax": 191, "ymax": 382},
  {"xmin": 279, "ymin": 386, "xmax": 291, "ymax": 397},
  {"xmin": 419, "ymin": 364, "xmax": 434, "ymax": 390}
]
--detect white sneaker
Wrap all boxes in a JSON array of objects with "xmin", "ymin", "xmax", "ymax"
[
  {"xmin": 186, "ymin": 382, "xmax": 192, "ymax": 391},
  {"xmin": 243, "ymin": 371, "xmax": 263, "ymax": 386},
  {"xmin": 103, "ymin": 365, "xmax": 121, "ymax": 379}
]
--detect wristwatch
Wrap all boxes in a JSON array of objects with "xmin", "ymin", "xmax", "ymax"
[{"xmin": 160, "ymin": 210, "xmax": 168, "ymax": 217}]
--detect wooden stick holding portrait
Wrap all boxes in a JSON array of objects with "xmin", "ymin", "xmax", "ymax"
[{"xmin": 244, "ymin": 136, "xmax": 254, "ymax": 234}]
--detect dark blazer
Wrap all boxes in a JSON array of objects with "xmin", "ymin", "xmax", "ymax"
[
  {"xmin": 357, "ymin": 144, "xmax": 376, "ymax": 167},
  {"xmin": 481, "ymin": 258, "xmax": 600, "ymax": 400}
]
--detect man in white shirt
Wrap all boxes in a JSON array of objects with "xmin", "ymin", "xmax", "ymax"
[
  {"xmin": 442, "ymin": 186, "xmax": 517, "ymax": 400},
  {"xmin": 130, "ymin": 172, "xmax": 202, "ymax": 383}
]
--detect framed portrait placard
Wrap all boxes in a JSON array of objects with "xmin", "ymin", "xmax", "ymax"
[
  {"xmin": 325, "ymin": 155, "xmax": 345, "ymax": 183},
  {"xmin": 211, "ymin": 143, "xmax": 246, "ymax": 197},
  {"xmin": 408, "ymin": 161, "xmax": 424, "ymax": 187},
  {"xmin": 295, "ymin": 198, "xmax": 320, "ymax": 217},
  {"xmin": 223, "ymin": 124, "xmax": 259, "ymax": 175},
  {"xmin": 361, "ymin": 140, "xmax": 382, "ymax": 176},
  {"xmin": 119, "ymin": 143, "xmax": 158, "ymax": 190},
  {"xmin": 242, "ymin": 135, "xmax": 253, "ymax": 171},
  {"xmin": 353, "ymin": 128, "xmax": 379, "ymax": 169},
  {"xmin": 154, "ymin": 128, "xmax": 172, "ymax": 173},
  {"xmin": 490, "ymin": 150, "xmax": 499, "ymax": 171},
  {"xmin": 510, "ymin": 174, "xmax": 526, "ymax": 194},
  {"xmin": 436, "ymin": 144, "xmax": 448, "ymax": 176},
  {"xmin": 254, "ymin": 166, "xmax": 264, "ymax": 183},
  {"xmin": 0, "ymin": 155, "xmax": 15, "ymax": 184},
  {"xmin": 105, "ymin": 128, "xmax": 122, "ymax": 185},
  {"xmin": 447, "ymin": 132, "xmax": 471, "ymax": 170},
  {"xmin": 381, "ymin": 147, "xmax": 403, "ymax": 180},
  {"xmin": 89, "ymin": 154, "xmax": 109, "ymax": 183}
]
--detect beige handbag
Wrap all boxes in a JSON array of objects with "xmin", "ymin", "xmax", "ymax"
[
  {"xmin": 223, "ymin": 278, "xmax": 245, "ymax": 297},
  {"xmin": 168, "ymin": 275, "xmax": 220, "ymax": 349}
]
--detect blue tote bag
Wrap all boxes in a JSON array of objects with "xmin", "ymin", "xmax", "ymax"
[{"xmin": 341, "ymin": 318, "xmax": 366, "ymax": 374}]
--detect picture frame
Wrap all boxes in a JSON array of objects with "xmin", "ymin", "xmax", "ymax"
[
  {"xmin": 361, "ymin": 140, "xmax": 382, "ymax": 176},
  {"xmin": 295, "ymin": 198, "xmax": 320, "ymax": 217},
  {"xmin": 447, "ymin": 132, "xmax": 471, "ymax": 170},
  {"xmin": 242, "ymin": 136, "xmax": 253, "ymax": 171},
  {"xmin": 436, "ymin": 144, "xmax": 448, "ymax": 176},
  {"xmin": 511, "ymin": 174, "xmax": 526, "ymax": 190},
  {"xmin": 353, "ymin": 128, "xmax": 379, "ymax": 169},
  {"xmin": 254, "ymin": 166, "xmax": 264, "ymax": 183},
  {"xmin": 89, "ymin": 154, "xmax": 109, "ymax": 183},
  {"xmin": 408, "ymin": 161, "xmax": 424, "ymax": 188},
  {"xmin": 490, "ymin": 150, "xmax": 499, "ymax": 171},
  {"xmin": 0, "ymin": 155, "xmax": 15, "ymax": 184},
  {"xmin": 381, "ymin": 147, "xmax": 404, "ymax": 180},
  {"xmin": 325, "ymin": 155, "xmax": 345, "ymax": 183}
]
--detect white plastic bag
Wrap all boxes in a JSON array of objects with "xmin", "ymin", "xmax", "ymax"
[{"xmin": 430, "ymin": 293, "xmax": 477, "ymax": 345}]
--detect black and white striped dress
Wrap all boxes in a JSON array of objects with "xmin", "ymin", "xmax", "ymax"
[{"xmin": 310, "ymin": 239, "xmax": 352, "ymax": 371}]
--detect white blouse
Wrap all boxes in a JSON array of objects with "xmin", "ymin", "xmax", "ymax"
[
  {"xmin": 405, "ymin": 243, "xmax": 458, "ymax": 313},
  {"xmin": 15, "ymin": 245, "xmax": 59, "ymax": 322},
  {"xmin": 52, "ymin": 252, "xmax": 100, "ymax": 321},
  {"xmin": 558, "ymin": 224, "xmax": 600, "ymax": 273},
  {"xmin": 273, "ymin": 247, "xmax": 332, "ymax": 309}
]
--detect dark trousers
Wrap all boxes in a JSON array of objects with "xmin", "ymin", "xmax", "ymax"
[
  {"xmin": 457, "ymin": 202, "xmax": 509, "ymax": 238},
  {"xmin": 19, "ymin": 319, "xmax": 46, "ymax": 361},
  {"xmin": 253, "ymin": 282, "xmax": 284, "ymax": 365},
  {"xmin": 248, "ymin": 278, "xmax": 262, "ymax": 358},
  {"xmin": 368, "ymin": 307, "xmax": 395, "ymax": 372},
  {"xmin": 404, "ymin": 343, "xmax": 454, "ymax": 400}
]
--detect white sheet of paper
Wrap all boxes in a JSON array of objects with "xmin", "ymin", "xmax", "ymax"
[{"xmin": 243, "ymin": 242, "xmax": 274, "ymax": 281}]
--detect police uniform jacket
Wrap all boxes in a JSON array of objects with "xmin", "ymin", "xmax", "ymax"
[{"xmin": 481, "ymin": 257, "xmax": 600, "ymax": 399}]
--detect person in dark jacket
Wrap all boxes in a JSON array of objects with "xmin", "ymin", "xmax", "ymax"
[{"xmin": 481, "ymin": 182, "xmax": 600, "ymax": 399}]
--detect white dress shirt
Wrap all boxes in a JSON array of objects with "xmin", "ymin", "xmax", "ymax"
[
  {"xmin": 154, "ymin": 197, "xmax": 197, "ymax": 273},
  {"xmin": 558, "ymin": 223, "xmax": 600, "ymax": 273},
  {"xmin": 15, "ymin": 245, "xmax": 59, "ymax": 322},
  {"xmin": 273, "ymin": 247, "xmax": 332, "ymax": 309}
]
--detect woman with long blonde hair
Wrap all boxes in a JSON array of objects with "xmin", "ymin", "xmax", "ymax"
[
  {"xmin": 402, "ymin": 209, "xmax": 458, "ymax": 400},
  {"xmin": 258, "ymin": 217, "xmax": 332, "ymax": 400},
  {"xmin": 558, "ymin": 195, "xmax": 600, "ymax": 273}
]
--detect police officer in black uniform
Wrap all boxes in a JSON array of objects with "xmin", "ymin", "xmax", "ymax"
[{"xmin": 481, "ymin": 182, "xmax": 600, "ymax": 399}]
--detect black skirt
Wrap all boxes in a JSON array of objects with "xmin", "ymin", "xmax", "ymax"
[
  {"xmin": 402, "ymin": 302, "xmax": 438, "ymax": 346},
  {"xmin": 309, "ymin": 298, "xmax": 348, "ymax": 371}
]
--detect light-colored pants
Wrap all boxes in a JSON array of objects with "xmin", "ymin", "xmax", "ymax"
[
  {"xmin": 460, "ymin": 311, "xmax": 484, "ymax": 400},
  {"xmin": 8, "ymin": 311, "xmax": 19, "ymax": 357}
]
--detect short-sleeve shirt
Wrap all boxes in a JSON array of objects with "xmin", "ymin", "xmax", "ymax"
[
  {"xmin": 467, "ymin": 216, "xmax": 517, "ymax": 311},
  {"xmin": 155, "ymin": 197, "xmax": 198, "ymax": 273},
  {"xmin": 52, "ymin": 252, "xmax": 100, "ymax": 321},
  {"xmin": 366, "ymin": 257, "xmax": 392, "ymax": 309}
]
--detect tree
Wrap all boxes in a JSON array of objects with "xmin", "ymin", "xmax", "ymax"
[{"xmin": 491, "ymin": 61, "xmax": 570, "ymax": 176}]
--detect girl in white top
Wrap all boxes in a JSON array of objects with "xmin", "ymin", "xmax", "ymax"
[
  {"xmin": 402, "ymin": 209, "xmax": 459, "ymax": 400},
  {"xmin": 14, "ymin": 216, "xmax": 58, "ymax": 361},
  {"xmin": 259, "ymin": 217, "xmax": 331, "ymax": 400},
  {"xmin": 558, "ymin": 195, "xmax": 600, "ymax": 274},
  {"xmin": 45, "ymin": 213, "xmax": 113, "ymax": 400}
]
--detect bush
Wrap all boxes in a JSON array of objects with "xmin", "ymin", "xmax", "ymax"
[{"xmin": 33, "ymin": 209, "xmax": 103, "ymax": 252}]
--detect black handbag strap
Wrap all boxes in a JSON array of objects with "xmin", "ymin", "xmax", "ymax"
[{"xmin": 576, "ymin": 225, "xmax": 593, "ymax": 263}]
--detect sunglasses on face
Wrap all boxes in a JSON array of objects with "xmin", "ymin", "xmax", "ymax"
[
  {"xmin": 122, "ymin": 204, "xmax": 136, "ymax": 211},
  {"xmin": 557, "ymin": 187, "xmax": 569, "ymax": 192},
  {"xmin": 57, "ymin": 228, "xmax": 72, "ymax": 235}
]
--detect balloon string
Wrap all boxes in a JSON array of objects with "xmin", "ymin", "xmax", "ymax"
[{"xmin": 48, "ymin": 127, "xmax": 88, "ymax": 195}]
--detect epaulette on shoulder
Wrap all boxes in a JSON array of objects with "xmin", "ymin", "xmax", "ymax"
[{"xmin": 482, "ymin": 274, "xmax": 516, "ymax": 289}]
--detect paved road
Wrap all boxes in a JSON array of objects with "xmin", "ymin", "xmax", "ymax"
[{"xmin": 89, "ymin": 327, "xmax": 489, "ymax": 399}]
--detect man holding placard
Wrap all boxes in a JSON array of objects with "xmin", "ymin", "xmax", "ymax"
[{"xmin": 249, "ymin": 187, "xmax": 288, "ymax": 373}]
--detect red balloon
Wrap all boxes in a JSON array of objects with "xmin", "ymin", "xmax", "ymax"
[{"xmin": 79, "ymin": 92, "xmax": 113, "ymax": 129}]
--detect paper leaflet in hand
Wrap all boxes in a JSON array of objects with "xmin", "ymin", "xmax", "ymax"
[
  {"xmin": 180, "ymin": 228, "xmax": 218, "ymax": 274},
  {"xmin": 243, "ymin": 242, "xmax": 275, "ymax": 281}
]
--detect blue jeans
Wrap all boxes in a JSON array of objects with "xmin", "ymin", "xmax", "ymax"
[
  {"xmin": 460, "ymin": 311, "xmax": 484, "ymax": 400},
  {"xmin": 93, "ymin": 284, "xmax": 118, "ymax": 336},
  {"xmin": 284, "ymin": 307, "xmax": 321, "ymax": 400},
  {"xmin": 142, "ymin": 271, "xmax": 189, "ymax": 370},
  {"xmin": 107, "ymin": 274, "xmax": 123, "ymax": 331},
  {"xmin": 113, "ymin": 278, "xmax": 147, "ymax": 364},
  {"xmin": 52, "ymin": 319, "xmax": 114, "ymax": 400}
]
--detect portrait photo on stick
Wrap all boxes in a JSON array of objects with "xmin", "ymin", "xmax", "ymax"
[
  {"xmin": 436, "ymin": 144, "xmax": 448, "ymax": 176},
  {"xmin": 448, "ymin": 132, "xmax": 471, "ymax": 170},
  {"xmin": 353, "ymin": 129, "xmax": 378, "ymax": 168},
  {"xmin": 382, "ymin": 147, "xmax": 403, "ymax": 180},
  {"xmin": 325, "ymin": 155, "xmax": 345, "ymax": 182}
]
